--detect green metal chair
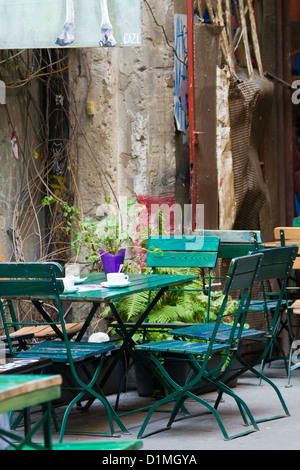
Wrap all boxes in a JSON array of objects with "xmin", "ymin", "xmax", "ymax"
[
  {"xmin": 135, "ymin": 253, "xmax": 264, "ymax": 440},
  {"xmin": 0, "ymin": 262, "xmax": 128, "ymax": 442},
  {"xmin": 111, "ymin": 235, "xmax": 220, "ymax": 411},
  {"xmin": 197, "ymin": 230, "xmax": 295, "ymax": 372},
  {"xmin": 120, "ymin": 235, "xmax": 220, "ymax": 342},
  {"xmin": 170, "ymin": 246, "xmax": 297, "ymax": 424}
]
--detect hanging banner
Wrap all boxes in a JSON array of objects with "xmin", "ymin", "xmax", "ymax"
[
  {"xmin": 174, "ymin": 14, "xmax": 188, "ymax": 132},
  {"xmin": 0, "ymin": 0, "xmax": 141, "ymax": 49}
]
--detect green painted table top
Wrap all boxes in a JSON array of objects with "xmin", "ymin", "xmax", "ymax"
[
  {"xmin": 61, "ymin": 273, "xmax": 198, "ymax": 302},
  {"xmin": 0, "ymin": 374, "xmax": 62, "ymax": 413},
  {"xmin": 1, "ymin": 273, "xmax": 198, "ymax": 303}
]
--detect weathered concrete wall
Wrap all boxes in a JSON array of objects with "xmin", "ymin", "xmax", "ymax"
[
  {"xmin": 0, "ymin": 102, "xmax": 22, "ymax": 260},
  {"xmin": 0, "ymin": 85, "xmax": 41, "ymax": 262},
  {"xmin": 0, "ymin": 1, "xmax": 179, "ymax": 264},
  {"xmin": 69, "ymin": 0, "xmax": 176, "ymax": 219}
]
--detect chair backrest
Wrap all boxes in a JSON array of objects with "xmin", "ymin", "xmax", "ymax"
[
  {"xmin": 207, "ymin": 252, "xmax": 264, "ymax": 349},
  {"xmin": 195, "ymin": 229, "xmax": 263, "ymax": 258},
  {"xmin": 250, "ymin": 246, "xmax": 298, "ymax": 283},
  {"xmin": 0, "ymin": 262, "xmax": 64, "ymax": 298},
  {"xmin": 145, "ymin": 236, "xmax": 219, "ymax": 324},
  {"xmin": 249, "ymin": 246, "xmax": 298, "ymax": 332},
  {"xmin": 0, "ymin": 262, "xmax": 65, "ymax": 356},
  {"xmin": 146, "ymin": 235, "xmax": 219, "ymax": 269},
  {"xmin": 223, "ymin": 252, "xmax": 265, "ymax": 294}
]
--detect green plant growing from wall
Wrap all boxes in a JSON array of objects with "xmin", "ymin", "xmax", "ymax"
[{"xmin": 42, "ymin": 195, "xmax": 147, "ymax": 271}]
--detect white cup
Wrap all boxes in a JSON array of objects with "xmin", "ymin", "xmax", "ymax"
[
  {"xmin": 63, "ymin": 277, "xmax": 75, "ymax": 291},
  {"xmin": 106, "ymin": 273, "xmax": 129, "ymax": 285}
]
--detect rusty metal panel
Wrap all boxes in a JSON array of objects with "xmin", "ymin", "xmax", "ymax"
[
  {"xmin": 228, "ymin": 67, "xmax": 274, "ymax": 232},
  {"xmin": 193, "ymin": 24, "xmax": 222, "ymax": 229}
]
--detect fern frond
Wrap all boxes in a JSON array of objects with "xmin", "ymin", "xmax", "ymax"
[
  {"xmin": 177, "ymin": 308, "xmax": 197, "ymax": 323},
  {"xmin": 148, "ymin": 305, "xmax": 184, "ymax": 323},
  {"xmin": 116, "ymin": 290, "xmax": 150, "ymax": 321}
]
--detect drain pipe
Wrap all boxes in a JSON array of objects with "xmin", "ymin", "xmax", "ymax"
[{"xmin": 187, "ymin": 0, "xmax": 196, "ymax": 230}]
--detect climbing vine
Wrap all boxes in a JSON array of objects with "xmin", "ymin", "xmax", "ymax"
[{"xmin": 0, "ymin": 48, "xmax": 93, "ymax": 264}]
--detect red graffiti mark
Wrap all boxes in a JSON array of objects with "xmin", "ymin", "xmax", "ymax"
[
  {"xmin": 137, "ymin": 194, "xmax": 176, "ymax": 236},
  {"xmin": 127, "ymin": 195, "xmax": 177, "ymax": 270}
]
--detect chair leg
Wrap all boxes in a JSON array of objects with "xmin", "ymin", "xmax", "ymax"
[
  {"xmin": 208, "ymin": 375, "xmax": 259, "ymax": 429},
  {"xmin": 57, "ymin": 359, "xmax": 130, "ymax": 442},
  {"xmin": 58, "ymin": 387, "xmax": 127, "ymax": 443},
  {"xmin": 42, "ymin": 402, "xmax": 53, "ymax": 450},
  {"xmin": 286, "ymin": 343, "xmax": 294, "ymax": 387},
  {"xmin": 188, "ymin": 356, "xmax": 258, "ymax": 429},
  {"xmin": 136, "ymin": 368, "xmax": 259, "ymax": 440},
  {"xmin": 168, "ymin": 374, "xmax": 259, "ymax": 433},
  {"xmin": 5, "ymin": 405, "xmax": 54, "ymax": 450},
  {"xmin": 168, "ymin": 390, "xmax": 257, "ymax": 441},
  {"xmin": 232, "ymin": 354, "xmax": 290, "ymax": 422},
  {"xmin": 286, "ymin": 340, "xmax": 300, "ymax": 387},
  {"xmin": 137, "ymin": 390, "xmax": 180, "ymax": 439}
]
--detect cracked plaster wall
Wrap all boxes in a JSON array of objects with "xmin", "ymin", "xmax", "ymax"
[
  {"xmin": 70, "ymin": 0, "xmax": 176, "ymax": 217},
  {"xmin": 0, "ymin": 89, "xmax": 41, "ymax": 262}
]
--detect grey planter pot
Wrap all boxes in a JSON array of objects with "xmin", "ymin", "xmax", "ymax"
[
  {"xmin": 133, "ymin": 354, "xmax": 237, "ymax": 397},
  {"xmin": 48, "ymin": 346, "xmax": 127, "ymax": 404}
]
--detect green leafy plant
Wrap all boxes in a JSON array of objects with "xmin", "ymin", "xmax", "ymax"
[
  {"xmin": 42, "ymin": 194, "xmax": 167, "ymax": 272},
  {"xmin": 42, "ymin": 195, "xmax": 147, "ymax": 270}
]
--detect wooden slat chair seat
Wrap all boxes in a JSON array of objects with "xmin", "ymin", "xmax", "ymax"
[
  {"xmin": 135, "ymin": 254, "xmax": 264, "ymax": 440},
  {"xmin": 0, "ymin": 322, "xmax": 84, "ymax": 342},
  {"xmin": 0, "ymin": 262, "xmax": 128, "ymax": 442},
  {"xmin": 290, "ymin": 299, "xmax": 300, "ymax": 314},
  {"xmin": 170, "ymin": 246, "xmax": 297, "ymax": 424},
  {"xmin": 6, "ymin": 440, "xmax": 143, "ymax": 451},
  {"xmin": 171, "ymin": 323, "xmax": 268, "ymax": 343},
  {"xmin": 8, "ymin": 441, "xmax": 143, "ymax": 451}
]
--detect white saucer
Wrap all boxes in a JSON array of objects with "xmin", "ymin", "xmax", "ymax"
[
  {"xmin": 101, "ymin": 281, "xmax": 130, "ymax": 289},
  {"xmin": 63, "ymin": 288, "xmax": 79, "ymax": 294},
  {"xmin": 74, "ymin": 277, "xmax": 87, "ymax": 284}
]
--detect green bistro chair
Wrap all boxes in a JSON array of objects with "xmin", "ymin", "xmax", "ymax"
[
  {"xmin": 196, "ymin": 231, "xmax": 295, "ymax": 373},
  {"xmin": 119, "ymin": 235, "xmax": 220, "ymax": 344},
  {"xmin": 112, "ymin": 235, "xmax": 220, "ymax": 409},
  {"xmin": 135, "ymin": 253, "xmax": 264, "ymax": 440},
  {"xmin": 0, "ymin": 262, "xmax": 129, "ymax": 442},
  {"xmin": 170, "ymin": 245, "xmax": 297, "ymax": 424}
]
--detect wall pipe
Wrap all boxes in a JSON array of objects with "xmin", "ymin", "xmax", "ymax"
[
  {"xmin": 187, "ymin": 0, "xmax": 196, "ymax": 230},
  {"xmin": 276, "ymin": 0, "xmax": 286, "ymax": 226},
  {"xmin": 282, "ymin": 0, "xmax": 294, "ymax": 225}
]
